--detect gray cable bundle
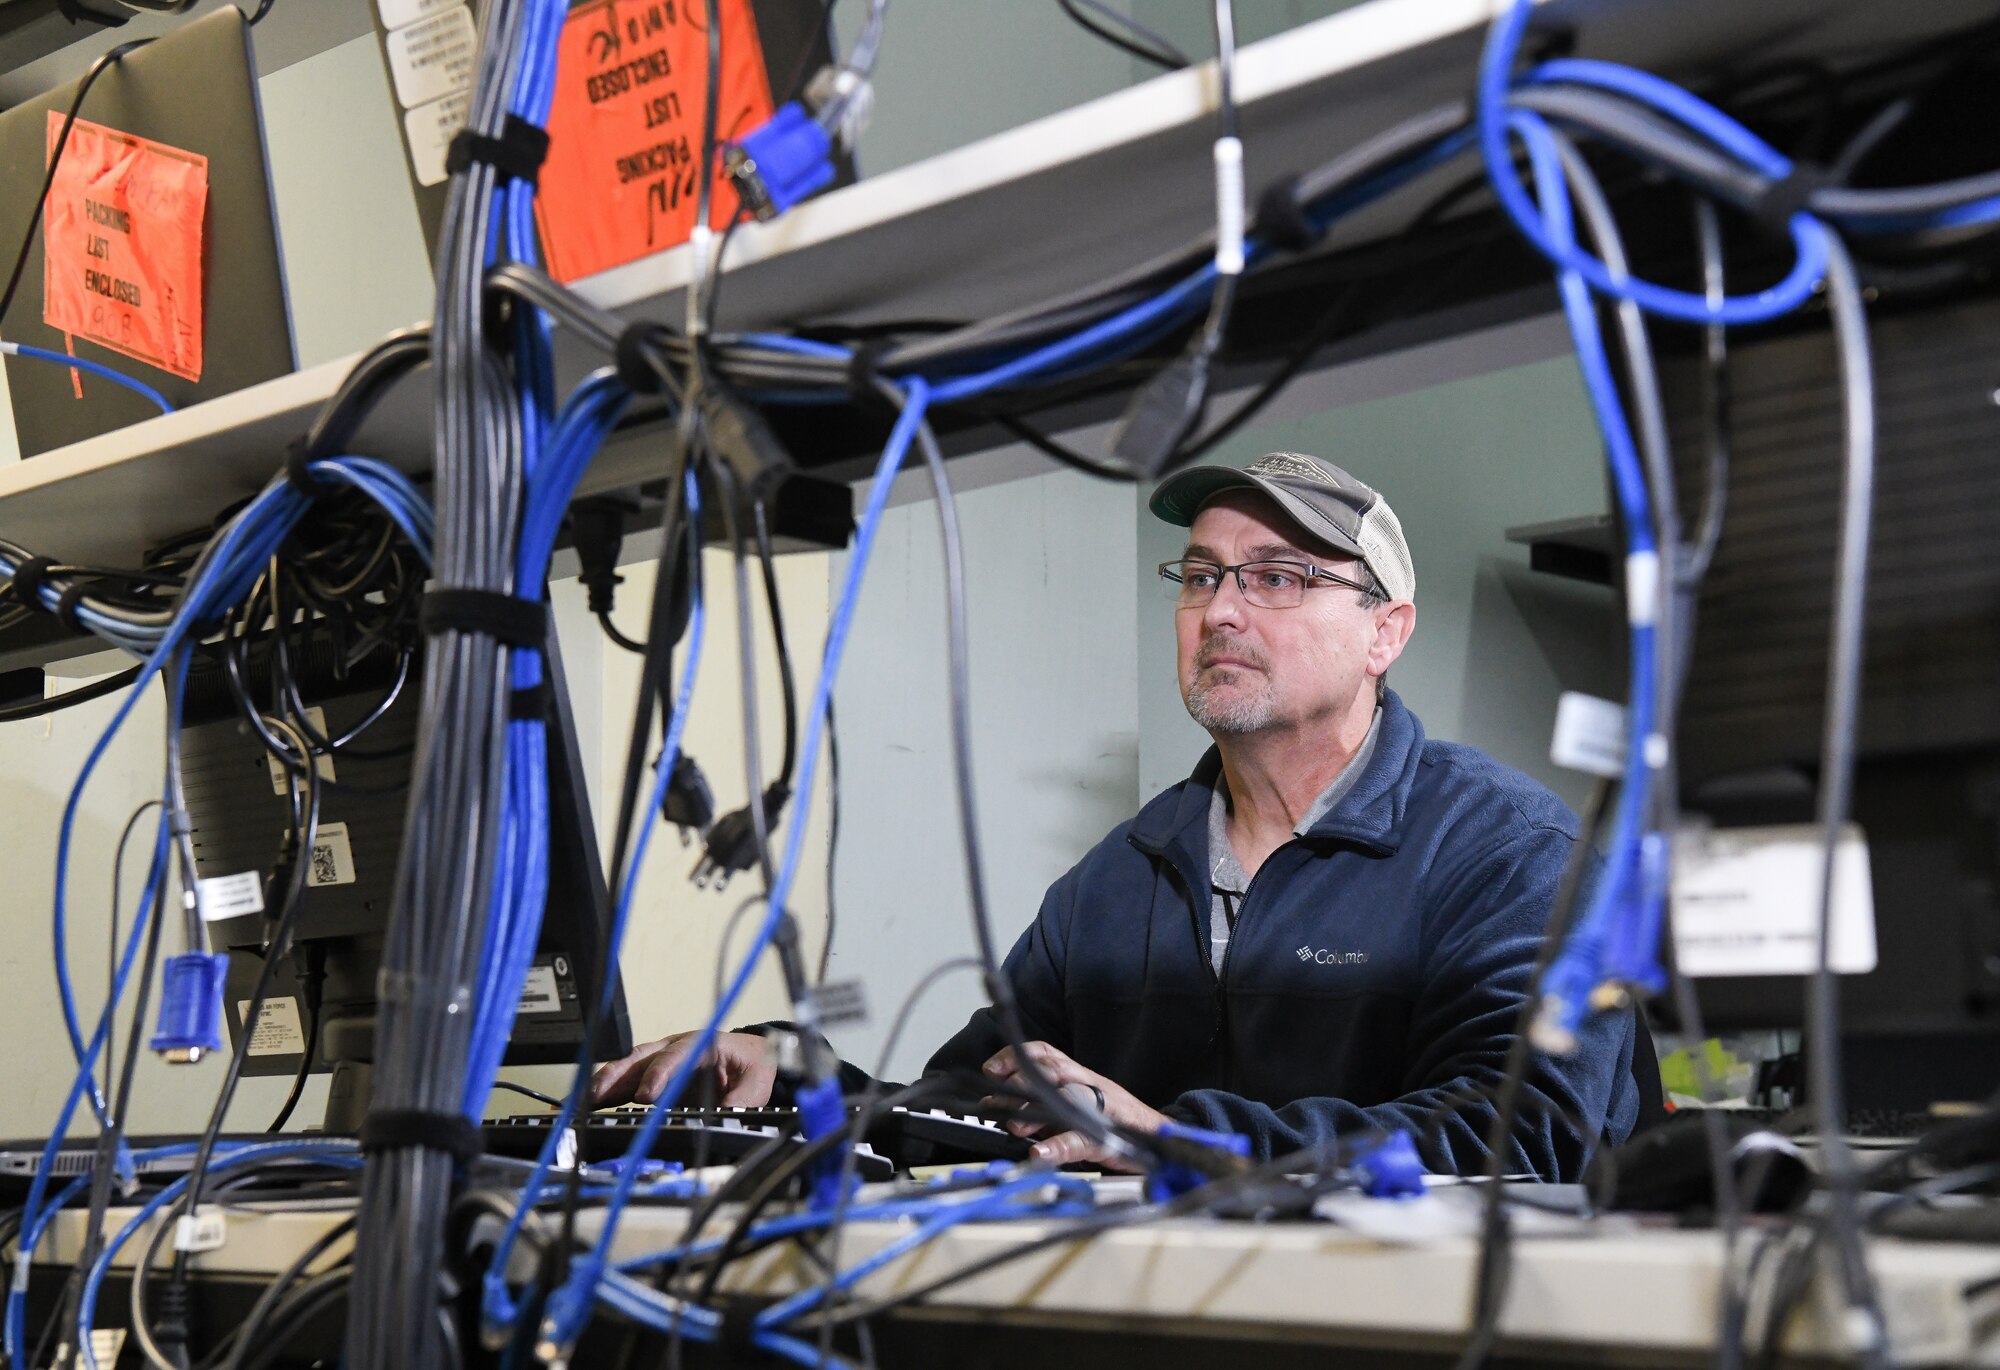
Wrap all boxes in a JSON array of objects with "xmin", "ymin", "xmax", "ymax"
[{"xmin": 343, "ymin": 1, "xmax": 532, "ymax": 1364}]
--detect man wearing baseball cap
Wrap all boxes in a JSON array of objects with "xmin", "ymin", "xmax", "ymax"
[
  {"xmin": 594, "ymin": 452, "xmax": 1645, "ymax": 1181},
  {"xmin": 939, "ymin": 450, "xmax": 1643, "ymax": 1178}
]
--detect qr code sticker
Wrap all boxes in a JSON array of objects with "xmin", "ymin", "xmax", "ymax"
[{"xmin": 306, "ymin": 821, "xmax": 357, "ymax": 886}]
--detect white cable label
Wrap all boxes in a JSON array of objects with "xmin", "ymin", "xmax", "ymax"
[
  {"xmin": 196, "ymin": 871, "xmax": 264, "ymax": 922},
  {"xmin": 1624, "ymin": 549, "xmax": 1660, "ymax": 626},
  {"xmin": 1213, "ymin": 136, "xmax": 1245, "ymax": 276},
  {"xmin": 174, "ymin": 1207, "xmax": 226, "ymax": 1254},
  {"xmin": 1550, "ymin": 692, "xmax": 1626, "ymax": 778}
]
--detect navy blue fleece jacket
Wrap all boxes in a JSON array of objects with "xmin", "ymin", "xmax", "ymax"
[{"xmin": 922, "ymin": 690, "xmax": 1640, "ymax": 1181}]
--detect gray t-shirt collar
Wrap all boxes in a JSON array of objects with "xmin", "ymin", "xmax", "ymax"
[{"xmin": 1207, "ymin": 706, "xmax": 1383, "ymax": 896}]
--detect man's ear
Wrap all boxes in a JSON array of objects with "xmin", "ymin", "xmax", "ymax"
[{"xmin": 1368, "ymin": 602, "xmax": 1415, "ymax": 679}]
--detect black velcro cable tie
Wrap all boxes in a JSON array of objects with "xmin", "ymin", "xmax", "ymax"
[
  {"xmin": 358, "ymin": 1109, "xmax": 484, "ymax": 1164},
  {"xmin": 418, "ymin": 589, "xmax": 547, "ymax": 648},
  {"xmin": 1255, "ymin": 174, "xmax": 1322, "ymax": 253},
  {"xmin": 284, "ymin": 439, "xmax": 325, "ymax": 499},
  {"xmin": 54, "ymin": 583, "xmax": 90, "ymax": 635},
  {"xmin": 508, "ymin": 681, "xmax": 553, "ymax": 720},
  {"xmin": 615, "ymin": 322, "xmax": 672, "ymax": 394},
  {"xmin": 1750, "ymin": 163, "xmax": 1836, "ymax": 234},
  {"xmin": 446, "ymin": 115, "xmax": 550, "ymax": 186},
  {"xmin": 845, "ymin": 339, "xmax": 895, "ymax": 413},
  {"xmin": 6, "ymin": 556, "xmax": 56, "ymax": 610},
  {"xmin": 716, "ymin": 1296, "xmax": 783, "ymax": 1363}
]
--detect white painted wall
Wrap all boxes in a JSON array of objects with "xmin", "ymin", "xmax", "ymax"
[{"xmin": 824, "ymin": 465, "xmax": 1140, "ymax": 1084}]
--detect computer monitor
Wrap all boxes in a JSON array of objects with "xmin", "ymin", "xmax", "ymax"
[
  {"xmin": 1663, "ymin": 288, "xmax": 2000, "ymax": 1109},
  {"xmin": 177, "ymin": 621, "xmax": 630, "ymax": 1134},
  {"xmin": 0, "ymin": 7, "xmax": 295, "ymax": 456}
]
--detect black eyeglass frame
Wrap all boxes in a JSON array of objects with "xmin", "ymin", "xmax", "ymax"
[{"xmin": 1157, "ymin": 558, "xmax": 1383, "ymax": 609}]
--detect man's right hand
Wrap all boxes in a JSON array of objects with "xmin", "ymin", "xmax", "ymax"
[{"xmin": 589, "ymin": 1030, "xmax": 777, "ymax": 1108}]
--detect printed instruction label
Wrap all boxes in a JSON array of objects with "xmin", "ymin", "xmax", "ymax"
[
  {"xmin": 1672, "ymin": 823, "xmax": 1879, "ymax": 977},
  {"xmin": 41, "ymin": 113, "xmax": 207, "ymax": 382},
  {"xmin": 196, "ymin": 871, "xmax": 265, "ymax": 922},
  {"xmin": 378, "ymin": 0, "xmax": 462, "ymax": 29},
  {"xmin": 405, "ymin": 88, "xmax": 471, "ymax": 186},
  {"xmin": 173, "ymin": 1206, "xmax": 227, "ymax": 1253},
  {"xmin": 518, "ymin": 964, "xmax": 562, "ymax": 1014},
  {"xmin": 305, "ymin": 821, "xmax": 357, "ymax": 888},
  {"xmin": 238, "ymin": 996, "xmax": 307, "ymax": 1057},
  {"xmin": 385, "ymin": 6, "xmax": 478, "ymax": 108},
  {"xmin": 535, "ymin": 0, "xmax": 774, "ymax": 282},
  {"xmin": 89, "ymin": 1330, "xmax": 127, "ymax": 1366},
  {"xmin": 267, "ymin": 706, "xmax": 337, "ymax": 795}
]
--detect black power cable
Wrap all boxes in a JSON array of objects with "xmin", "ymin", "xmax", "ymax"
[
  {"xmin": 0, "ymin": 38, "xmax": 155, "ymax": 329},
  {"xmin": 1054, "ymin": 0, "xmax": 1191, "ymax": 71}
]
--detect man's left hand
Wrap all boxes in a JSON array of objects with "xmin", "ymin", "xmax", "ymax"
[{"xmin": 982, "ymin": 1040, "xmax": 1169, "ymax": 1170}]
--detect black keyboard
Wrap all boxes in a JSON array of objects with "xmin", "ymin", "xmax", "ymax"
[
  {"xmin": 1685, "ymin": 1105, "xmax": 1964, "ymax": 1141},
  {"xmin": 484, "ymin": 1103, "xmax": 1030, "ymax": 1172}
]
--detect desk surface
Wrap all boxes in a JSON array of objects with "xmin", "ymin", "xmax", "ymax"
[{"xmin": 35, "ymin": 1183, "xmax": 2000, "ymax": 1366}]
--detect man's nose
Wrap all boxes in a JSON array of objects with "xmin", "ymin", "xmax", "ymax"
[{"xmin": 1202, "ymin": 570, "xmax": 1250, "ymax": 630}]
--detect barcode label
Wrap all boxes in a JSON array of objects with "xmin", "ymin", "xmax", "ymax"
[{"xmin": 306, "ymin": 822, "xmax": 357, "ymax": 887}]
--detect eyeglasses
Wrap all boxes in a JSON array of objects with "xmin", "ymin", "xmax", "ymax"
[{"xmin": 1158, "ymin": 559, "xmax": 1380, "ymax": 610}]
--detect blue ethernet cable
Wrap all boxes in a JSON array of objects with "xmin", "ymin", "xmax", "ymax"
[
  {"xmin": 0, "ymin": 342, "xmax": 174, "ymax": 415},
  {"xmin": 1511, "ymin": 112, "xmax": 1666, "ymax": 1051},
  {"xmin": 1477, "ymin": 0, "xmax": 1825, "ymax": 326},
  {"xmin": 479, "ymin": 475, "xmax": 707, "ymax": 1343},
  {"xmin": 752, "ymin": 1172, "xmax": 1097, "ymax": 1333},
  {"xmin": 533, "ymin": 382, "xmax": 936, "ymax": 1358},
  {"xmin": 76, "ymin": 1140, "xmax": 364, "ymax": 1369},
  {"xmin": 6, "ymin": 837, "xmax": 166, "ymax": 1368}
]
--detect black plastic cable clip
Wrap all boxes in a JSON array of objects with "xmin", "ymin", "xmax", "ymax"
[
  {"xmin": 446, "ymin": 115, "xmax": 550, "ymax": 187},
  {"xmin": 1749, "ymin": 163, "xmax": 1836, "ymax": 235},
  {"xmin": 284, "ymin": 438, "xmax": 326, "ymax": 499},
  {"xmin": 615, "ymin": 322, "xmax": 675, "ymax": 394},
  {"xmin": 418, "ymin": 589, "xmax": 548, "ymax": 649},
  {"xmin": 4, "ymin": 555, "xmax": 56, "ymax": 610},
  {"xmin": 508, "ymin": 680, "xmax": 554, "ymax": 720},
  {"xmin": 1255, "ymin": 174, "xmax": 1324, "ymax": 254},
  {"xmin": 359, "ymin": 1108, "xmax": 484, "ymax": 1164}
]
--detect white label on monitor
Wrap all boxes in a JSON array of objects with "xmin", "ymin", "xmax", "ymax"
[
  {"xmin": 306, "ymin": 822, "xmax": 357, "ymax": 888},
  {"xmin": 378, "ymin": 0, "xmax": 462, "ymax": 30},
  {"xmin": 196, "ymin": 871, "xmax": 264, "ymax": 922},
  {"xmin": 267, "ymin": 707, "xmax": 336, "ymax": 795},
  {"xmin": 405, "ymin": 88, "xmax": 470, "ymax": 187},
  {"xmin": 239, "ymin": 997, "xmax": 307, "ymax": 1057},
  {"xmin": 89, "ymin": 1331, "xmax": 126, "ymax": 1366},
  {"xmin": 1671, "ymin": 823, "xmax": 1878, "ymax": 977},
  {"xmin": 385, "ymin": 6, "xmax": 476, "ymax": 109},
  {"xmin": 519, "ymin": 964, "xmax": 562, "ymax": 1015},
  {"xmin": 1550, "ymin": 692, "xmax": 1626, "ymax": 779}
]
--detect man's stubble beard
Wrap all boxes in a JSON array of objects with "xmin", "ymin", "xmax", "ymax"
[{"xmin": 1183, "ymin": 642, "xmax": 1278, "ymax": 734}]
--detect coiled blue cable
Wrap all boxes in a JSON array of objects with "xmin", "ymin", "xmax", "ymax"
[{"xmin": 1478, "ymin": 0, "xmax": 1826, "ymax": 325}]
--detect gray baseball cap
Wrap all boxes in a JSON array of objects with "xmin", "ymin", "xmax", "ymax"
[{"xmin": 1150, "ymin": 452, "xmax": 1416, "ymax": 603}]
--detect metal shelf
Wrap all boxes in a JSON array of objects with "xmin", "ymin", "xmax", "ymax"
[{"xmin": 0, "ymin": 0, "xmax": 1989, "ymax": 573}]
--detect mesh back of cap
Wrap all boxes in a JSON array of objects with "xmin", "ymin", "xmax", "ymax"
[{"xmin": 1356, "ymin": 499, "xmax": 1416, "ymax": 602}]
